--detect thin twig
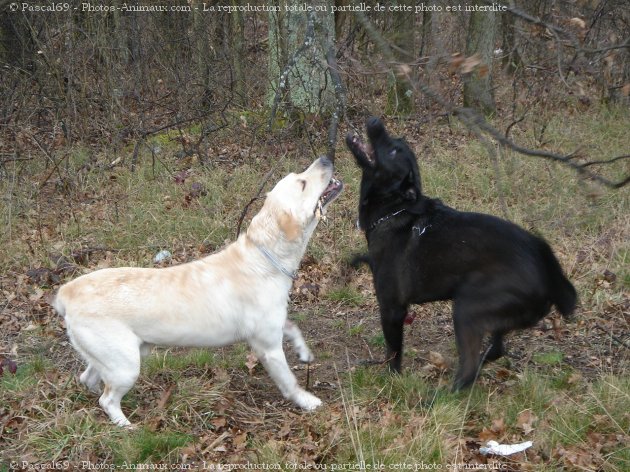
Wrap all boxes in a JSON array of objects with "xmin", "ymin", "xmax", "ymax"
[
  {"xmin": 581, "ymin": 155, "xmax": 630, "ymax": 168},
  {"xmin": 324, "ymin": 37, "xmax": 347, "ymax": 162},
  {"xmin": 31, "ymin": 134, "xmax": 66, "ymax": 189},
  {"xmin": 235, "ymin": 152, "xmax": 289, "ymax": 238},
  {"xmin": 354, "ymin": 10, "xmax": 630, "ymax": 189},
  {"xmin": 594, "ymin": 325, "xmax": 630, "ymax": 350},
  {"xmin": 505, "ymin": 116, "xmax": 525, "ymax": 139},
  {"xmin": 129, "ymin": 108, "xmax": 223, "ymax": 171}
]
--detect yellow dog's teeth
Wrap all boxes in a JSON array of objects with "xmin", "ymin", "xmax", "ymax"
[{"xmin": 316, "ymin": 200, "xmax": 326, "ymax": 221}]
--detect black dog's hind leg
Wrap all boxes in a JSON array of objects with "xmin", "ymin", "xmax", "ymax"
[
  {"xmin": 483, "ymin": 331, "xmax": 505, "ymax": 364},
  {"xmin": 380, "ymin": 305, "xmax": 407, "ymax": 373},
  {"xmin": 451, "ymin": 300, "xmax": 485, "ymax": 391}
]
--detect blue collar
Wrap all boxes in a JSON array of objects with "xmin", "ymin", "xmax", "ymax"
[{"xmin": 255, "ymin": 244, "xmax": 298, "ymax": 280}]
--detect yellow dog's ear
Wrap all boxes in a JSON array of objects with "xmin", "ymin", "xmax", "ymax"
[{"xmin": 278, "ymin": 211, "xmax": 301, "ymax": 241}]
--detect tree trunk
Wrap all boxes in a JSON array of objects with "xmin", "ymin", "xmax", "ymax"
[
  {"xmin": 287, "ymin": 3, "xmax": 335, "ymax": 115},
  {"xmin": 230, "ymin": 1, "xmax": 246, "ymax": 105},
  {"xmin": 0, "ymin": 11, "xmax": 28, "ymax": 66},
  {"xmin": 386, "ymin": 0, "xmax": 415, "ymax": 116},
  {"xmin": 501, "ymin": 6, "xmax": 521, "ymax": 74},
  {"xmin": 463, "ymin": 0, "xmax": 498, "ymax": 116},
  {"xmin": 268, "ymin": 2, "xmax": 336, "ymax": 121},
  {"xmin": 126, "ymin": 11, "xmax": 145, "ymax": 97},
  {"xmin": 423, "ymin": 8, "xmax": 444, "ymax": 93},
  {"xmin": 334, "ymin": 0, "xmax": 350, "ymax": 39},
  {"xmin": 267, "ymin": 4, "xmax": 288, "ymax": 118},
  {"xmin": 419, "ymin": 10, "xmax": 432, "ymax": 58}
]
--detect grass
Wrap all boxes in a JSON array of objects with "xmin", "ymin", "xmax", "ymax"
[
  {"xmin": 532, "ymin": 351, "xmax": 564, "ymax": 366},
  {"xmin": 368, "ymin": 333, "xmax": 386, "ymax": 347},
  {"xmin": 144, "ymin": 348, "xmax": 216, "ymax": 375},
  {"xmin": 326, "ymin": 287, "xmax": 366, "ymax": 306},
  {"xmin": 317, "ymin": 367, "xmax": 628, "ymax": 469},
  {"xmin": 0, "ymin": 105, "xmax": 628, "ymax": 467},
  {"xmin": 109, "ymin": 429, "xmax": 194, "ymax": 464}
]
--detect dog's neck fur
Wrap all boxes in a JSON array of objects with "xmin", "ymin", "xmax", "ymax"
[
  {"xmin": 253, "ymin": 241, "xmax": 298, "ymax": 279},
  {"xmin": 244, "ymin": 208, "xmax": 318, "ymax": 280}
]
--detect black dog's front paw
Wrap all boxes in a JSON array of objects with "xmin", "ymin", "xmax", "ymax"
[
  {"xmin": 482, "ymin": 345, "xmax": 505, "ymax": 364},
  {"xmin": 387, "ymin": 353, "xmax": 402, "ymax": 374},
  {"xmin": 357, "ymin": 358, "xmax": 388, "ymax": 367},
  {"xmin": 451, "ymin": 366, "xmax": 479, "ymax": 392},
  {"xmin": 451, "ymin": 377, "xmax": 473, "ymax": 393},
  {"xmin": 355, "ymin": 357, "xmax": 401, "ymax": 374}
]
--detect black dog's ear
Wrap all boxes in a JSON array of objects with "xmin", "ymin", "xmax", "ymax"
[
  {"xmin": 404, "ymin": 149, "xmax": 422, "ymax": 196},
  {"xmin": 402, "ymin": 170, "xmax": 420, "ymax": 200},
  {"xmin": 404, "ymin": 187, "xmax": 417, "ymax": 201}
]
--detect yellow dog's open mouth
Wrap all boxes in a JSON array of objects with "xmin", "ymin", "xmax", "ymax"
[{"xmin": 316, "ymin": 178, "xmax": 343, "ymax": 218}]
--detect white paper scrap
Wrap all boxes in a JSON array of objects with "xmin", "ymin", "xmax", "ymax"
[{"xmin": 479, "ymin": 440, "xmax": 533, "ymax": 456}]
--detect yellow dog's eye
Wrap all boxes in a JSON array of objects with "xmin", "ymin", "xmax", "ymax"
[{"xmin": 298, "ymin": 179, "xmax": 307, "ymax": 190}]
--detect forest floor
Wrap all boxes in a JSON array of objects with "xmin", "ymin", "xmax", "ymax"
[{"xmin": 1, "ymin": 106, "xmax": 628, "ymax": 470}]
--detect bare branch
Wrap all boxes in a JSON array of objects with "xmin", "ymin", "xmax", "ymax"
[
  {"xmin": 353, "ymin": 10, "xmax": 630, "ymax": 189},
  {"xmin": 573, "ymin": 38, "xmax": 630, "ymax": 55},
  {"xmin": 324, "ymin": 39, "xmax": 347, "ymax": 162},
  {"xmin": 235, "ymin": 152, "xmax": 289, "ymax": 238},
  {"xmin": 488, "ymin": 1, "xmax": 630, "ymax": 56},
  {"xmin": 0, "ymin": 154, "xmax": 33, "ymax": 165},
  {"xmin": 505, "ymin": 116, "xmax": 525, "ymax": 139},
  {"xmin": 581, "ymin": 155, "xmax": 630, "ymax": 168},
  {"xmin": 129, "ymin": 111, "xmax": 222, "ymax": 172},
  {"xmin": 488, "ymin": 1, "xmax": 581, "ymax": 49}
]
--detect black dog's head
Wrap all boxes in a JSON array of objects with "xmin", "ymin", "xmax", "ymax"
[{"xmin": 346, "ymin": 117, "xmax": 422, "ymax": 229}]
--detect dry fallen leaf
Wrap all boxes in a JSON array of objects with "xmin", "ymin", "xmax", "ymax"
[
  {"xmin": 278, "ymin": 422, "xmax": 291, "ymax": 438},
  {"xmin": 397, "ymin": 64, "xmax": 412, "ymax": 76},
  {"xmin": 569, "ymin": 17, "xmax": 587, "ymax": 29},
  {"xmin": 567, "ymin": 372, "xmax": 582, "ymax": 384},
  {"xmin": 555, "ymin": 444, "xmax": 599, "ymax": 469},
  {"xmin": 491, "ymin": 417, "xmax": 506, "ymax": 434},
  {"xmin": 478, "ymin": 427, "xmax": 498, "ymax": 442},
  {"xmin": 210, "ymin": 417, "xmax": 227, "ymax": 429},
  {"xmin": 28, "ymin": 287, "xmax": 44, "ymax": 302},
  {"xmin": 517, "ymin": 409, "xmax": 538, "ymax": 435},
  {"xmin": 428, "ymin": 351, "xmax": 448, "ymax": 370},
  {"xmin": 233, "ymin": 430, "xmax": 248, "ymax": 451},
  {"xmin": 461, "ymin": 54, "xmax": 482, "ymax": 74},
  {"xmin": 477, "ymin": 64, "xmax": 489, "ymax": 78},
  {"xmin": 245, "ymin": 352, "xmax": 259, "ymax": 375},
  {"xmin": 156, "ymin": 384, "xmax": 176, "ymax": 410},
  {"xmin": 448, "ymin": 53, "xmax": 465, "ymax": 74}
]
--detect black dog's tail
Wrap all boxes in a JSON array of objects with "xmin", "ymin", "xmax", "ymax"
[
  {"xmin": 349, "ymin": 253, "xmax": 372, "ymax": 270},
  {"xmin": 539, "ymin": 239, "xmax": 577, "ymax": 317}
]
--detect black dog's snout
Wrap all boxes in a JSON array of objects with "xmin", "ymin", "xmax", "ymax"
[
  {"xmin": 367, "ymin": 116, "xmax": 381, "ymax": 128},
  {"xmin": 366, "ymin": 116, "xmax": 385, "ymax": 137},
  {"xmin": 319, "ymin": 155, "xmax": 333, "ymax": 168}
]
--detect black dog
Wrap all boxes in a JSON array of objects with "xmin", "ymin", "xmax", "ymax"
[{"xmin": 346, "ymin": 117, "xmax": 577, "ymax": 390}]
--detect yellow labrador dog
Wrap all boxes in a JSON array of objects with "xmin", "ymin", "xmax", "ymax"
[{"xmin": 54, "ymin": 156, "xmax": 342, "ymax": 426}]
